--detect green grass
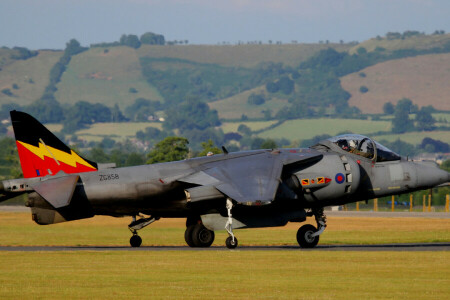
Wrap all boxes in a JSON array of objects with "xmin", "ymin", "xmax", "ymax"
[
  {"xmin": 258, "ymin": 119, "xmax": 392, "ymax": 141},
  {"xmin": 0, "ymin": 251, "xmax": 448, "ymax": 299},
  {"xmin": 0, "ymin": 50, "xmax": 62, "ymax": 107},
  {"xmin": 75, "ymin": 122, "xmax": 163, "ymax": 142},
  {"xmin": 1, "ymin": 213, "xmax": 448, "ymax": 247},
  {"xmin": 0, "ymin": 212, "xmax": 448, "ymax": 298},
  {"xmin": 220, "ymin": 121, "xmax": 278, "ymax": 133},
  {"xmin": 433, "ymin": 112, "xmax": 450, "ymax": 123},
  {"xmin": 55, "ymin": 47, "xmax": 163, "ymax": 111},
  {"xmin": 349, "ymin": 33, "xmax": 450, "ymax": 54},
  {"xmin": 374, "ymin": 131, "xmax": 450, "ymax": 145},
  {"xmin": 209, "ymin": 85, "xmax": 290, "ymax": 119}
]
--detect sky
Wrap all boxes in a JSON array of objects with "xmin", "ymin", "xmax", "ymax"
[{"xmin": 1, "ymin": 0, "xmax": 449, "ymax": 50}]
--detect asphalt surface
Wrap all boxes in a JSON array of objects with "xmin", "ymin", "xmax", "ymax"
[
  {"xmin": 2, "ymin": 206, "xmax": 449, "ymax": 218},
  {"xmin": 0, "ymin": 243, "xmax": 449, "ymax": 252}
]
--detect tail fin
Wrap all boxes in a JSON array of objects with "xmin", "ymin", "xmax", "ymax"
[{"xmin": 10, "ymin": 111, "xmax": 98, "ymax": 178}]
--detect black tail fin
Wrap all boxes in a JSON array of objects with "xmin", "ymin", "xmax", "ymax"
[{"xmin": 10, "ymin": 111, "xmax": 98, "ymax": 178}]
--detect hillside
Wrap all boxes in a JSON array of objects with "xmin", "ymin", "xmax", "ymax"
[
  {"xmin": 349, "ymin": 33, "xmax": 450, "ymax": 54},
  {"xmin": 0, "ymin": 50, "xmax": 62, "ymax": 107},
  {"xmin": 137, "ymin": 43, "xmax": 352, "ymax": 68},
  {"xmin": 341, "ymin": 53, "xmax": 450, "ymax": 113},
  {"xmin": 209, "ymin": 86, "xmax": 290, "ymax": 119},
  {"xmin": 55, "ymin": 47, "xmax": 163, "ymax": 111}
]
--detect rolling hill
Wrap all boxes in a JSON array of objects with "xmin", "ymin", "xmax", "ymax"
[
  {"xmin": 0, "ymin": 50, "xmax": 62, "ymax": 107},
  {"xmin": 341, "ymin": 53, "xmax": 450, "ymax": 113}
]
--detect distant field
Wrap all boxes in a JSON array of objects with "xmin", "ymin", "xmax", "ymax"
[
  {"xmin": 258, "ymin": 119, "xmax": 392, "ymax": 141},
  {"xmin": 349, "ymin": 33, "xmax": 450, "ymax": 54},
  {"xmin": 0, "ymin": 51, "xmax": 62, "ymax": 106},
  {"xmin": 210, "ymin": 86, "xmax": 290, "ymax": 119},
  {"xmin": 342, "ymin": 53, "xmax": 450, "ymax": 113},
  {"xmin": 55, "ymin": 47, "xmax": 163, "ymax": 111},
  {"xmin": 75, "ymin": 122, "xmax": 163, "ymax": 142},
  {"xmin": 220, "ymin": 120, "xmax": 278, "ymax": 133},
  {"xmin": 137, "ymin": 43, "xmax": 352, "ymax": 68},
  {"xmin": 374, "ymin": 131, "xmax": 450, "ymax": 145},
  {"xmin": 433, "ymin": 113, "xmax": 450, "ymax": 123}
]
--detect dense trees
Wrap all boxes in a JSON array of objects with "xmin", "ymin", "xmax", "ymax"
[
  {"xmin": 163, "ymin": 98, "xmax": 220, "ymax": 132},
  {"xmin": 125, "ymin": 98, "xmax": 162, "ymax": 121},
  {"xmin": 415, "ymin": 106, "xmax": 436, "ymax": 131},
  {"xmin": 392, "ymin": 98, "xmax": 415, "ymax": 133},
  {"xmin": 146, "ymin": 137, "xmax": 189, "ymax": 164},
  {"xmin": 140, "ymin": 32, "xmax": 165, "ymax": 45},
  {"xmin": 120, "ymin": 34, "xmax": 141, "ymax": 49},
  {"xmin": 383, "ymin": 102, "xmax": 395, "ymax": 114}
]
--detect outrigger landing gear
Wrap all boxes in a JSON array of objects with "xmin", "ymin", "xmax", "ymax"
[
  {"xmin": 225, "ymin": 198, "xmax": 238, "ymax": 249},
  {"xmin": 128, "ymin": 214, "xmax": 158, "ymax": 247},
  {"xmin": 297, "ymin": 208, "xmax": 327, "ymax": 248}
]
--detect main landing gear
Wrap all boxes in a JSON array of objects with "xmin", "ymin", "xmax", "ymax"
[
  {"xmin": 128, "ymin": 214, "xmax": 158, "ymax": 247},
  {"xmin": 184, "ymin": 221, "xmax": 215, "ymax": 248},
  {"xmin": 296, "ymin": 208, "xmax": 327, "ymax": 248}
]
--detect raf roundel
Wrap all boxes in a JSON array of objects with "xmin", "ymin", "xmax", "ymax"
[{"xmin": 335, "ymin": 173, "xmax": 345, "ymax": 184}]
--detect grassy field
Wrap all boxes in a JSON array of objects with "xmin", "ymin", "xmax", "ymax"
[
  {"xmin": 0, "ymin": 50, "xmax": 62, "ymax": 107},
  {"xmin": 1, "ymin": 212, "xmax": 449, "ymax": 247},
  {"xmin": 55, "ymin": 47, "xmax": 163, "ymax": 111},
  {"xmin": 220, "ymin": 120, "xmax": 278, "ymax": 133},
  {"xmin": 209, "ymin": 85, "xmax": 291, "ymax": 120},
  {"xmin": 0, "ymin": 212, "xmax": 449, "ymax": 299},
  {"xmin": 258, "ymin": 119, "xmax": 392, "ymax": 141},
  {"xmin": 0, "ymin": 251, "xmax": 448, "ymax": 299},
  {"xmin": 342, "ymin": 53, "xmax": 450, "ymax": 113},
  {"xmin": 349, "ymin": 33, "xmax": 450, "ymax": 54},
  {"xmin": 75, "ymin": 122, "xmax": 163, "ymax": 142},
  {"xmin": 374, "ymin": 131, "xmax": 450, "ymax": 145}
]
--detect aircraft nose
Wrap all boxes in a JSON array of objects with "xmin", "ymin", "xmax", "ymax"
[{"xmin": 415, "ymin": 161, "xmax": 449, "ymax": 188}]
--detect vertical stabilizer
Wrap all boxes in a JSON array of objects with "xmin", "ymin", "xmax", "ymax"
[{"xmin": 10, "ymin": 111, "xmax": 98, "ymax": 178}]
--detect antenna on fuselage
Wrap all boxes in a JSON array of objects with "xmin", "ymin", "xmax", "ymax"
[{"xmin": 222, "ymin": 146, "xmax": 229, "ymax": 154}]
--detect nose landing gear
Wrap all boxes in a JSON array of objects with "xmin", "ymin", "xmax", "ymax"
[
  {"xmin": 225, "ymin": 198, "xmax": 238, "ymax": 249},
  {"xmin": 297, "ymin": 208, "xmax": 327, "ymax": 248}
]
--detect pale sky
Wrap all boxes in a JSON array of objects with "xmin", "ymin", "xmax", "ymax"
[{"xmin": 1, "ymin": 0, "xmax": 449, "ymax": 49}]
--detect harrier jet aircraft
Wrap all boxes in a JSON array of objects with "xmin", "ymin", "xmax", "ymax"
[{"xmin": 1, "ymin": 111, "xmax": 448, "ymax": 248}]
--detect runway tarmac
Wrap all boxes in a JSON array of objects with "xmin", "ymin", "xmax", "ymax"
[{"xmin": 1, "ymin": 243, "xmax": 449, "ymax": 252}]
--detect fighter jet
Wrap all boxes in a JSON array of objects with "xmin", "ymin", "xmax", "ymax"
[{"xmin": 1, "ymin": 111, "xmax": 448, "ymax": 248}]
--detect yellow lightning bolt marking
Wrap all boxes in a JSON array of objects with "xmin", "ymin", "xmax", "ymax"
[{"xmin": 18, "ymin": 141, "xmax": 96, "ymax": 169}]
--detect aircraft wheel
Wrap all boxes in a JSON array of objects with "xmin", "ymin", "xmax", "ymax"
[
  {"xmin": 225, "ymin": 236, "xmax": 238, "ymax": 249},
  {"xmin": 184, "ymin": 224, "xmax": 196, "ymax": 247},
  {"xmin": 130, "ymin": 234, "xmax": 142, "ymax": 248},
  {"xmin": 192, "ymin": 224, "xmax": 215, "ymax": 247},
  {"xmin": 297, "ymin": 224, "xmax": 319, "ymax": 248}
]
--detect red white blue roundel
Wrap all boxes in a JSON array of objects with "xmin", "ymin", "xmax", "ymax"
[{"xmin": 335, "ymin": 173, "xmax": 345, "ymax": 184}]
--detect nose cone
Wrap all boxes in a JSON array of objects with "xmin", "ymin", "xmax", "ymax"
[{"xmin": 415, "ymin": 161, "xmax": 450, "ymax": 188}]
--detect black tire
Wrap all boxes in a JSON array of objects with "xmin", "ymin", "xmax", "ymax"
[
  {"xmin": 184, "ymin": 224, "xmax": 196, "ymax": 247},
  {"xmin": 225, "ymin": 236, "xmax": 238, "ymax": 249},
  {"xmin": 297, "ymin": 224, "xmax": 319, "ymax": 248},
  {"xmin": 130, "ymin": 235, "xmax": 142, "ymax": 247},
  {"xmin": 192, "ymin": 224, "xmax": 215, "ymax": 247}
]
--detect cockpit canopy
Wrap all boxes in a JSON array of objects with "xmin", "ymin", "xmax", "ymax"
[{"xmin": 321, "ymin": 134, "xmax": 401, "ymax": 162}]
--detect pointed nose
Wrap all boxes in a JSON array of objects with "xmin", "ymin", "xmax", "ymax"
[{"xmin": 415, "ymin": 161, "xmax": 449, "ymax": 188}]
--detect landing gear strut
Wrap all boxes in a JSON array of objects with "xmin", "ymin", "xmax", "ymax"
[
  {"xmin": 128, "ymin": 214, "xmax": 158, "ymax": 247},
  {"xmin": 225, "ymin": 198, "xmax": 238, "ymax": 249},
  {"xmin": 297, "ymin": 208, "xmax": 327, "ymax": 248}
]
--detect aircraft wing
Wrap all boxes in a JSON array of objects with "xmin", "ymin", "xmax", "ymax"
[{"xmin": 179, "ymin": 151, "xmax": 322, "ymax": 205}]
